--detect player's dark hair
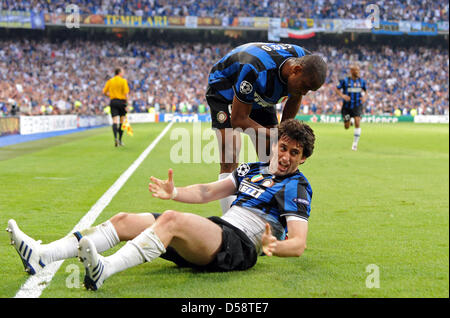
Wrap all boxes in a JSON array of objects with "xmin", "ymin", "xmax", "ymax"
[
  {"xmin": 114, "ymin": 68, "xmax": 122, "ymax": 75},
  {"xmin": 298, "ymin": 55, "xmax": 327, "ymax": 88},
  {"xmin": 277, "ymin": 119, "xmax": 315, "ymax": 158}
]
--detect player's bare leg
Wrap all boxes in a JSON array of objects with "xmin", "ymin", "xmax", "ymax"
[
  {"xmin": 216, "ymin": 128, "xmax": 241, "ymax": 214},
  {"xmin": 151, "ymin": 211, "xmax": 222, "ymax": 265},
  {"xmin": 109, "ymin": 212, "xmax": 156, "ymax": 241},
  {"xmin": 79, "ymin": 210, "xmax": 223, "ymax": 290}
]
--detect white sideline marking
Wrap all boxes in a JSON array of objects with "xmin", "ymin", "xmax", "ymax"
[{"xmin": 14, "ymin": 122, "xmax": 174, "ymax": 298}]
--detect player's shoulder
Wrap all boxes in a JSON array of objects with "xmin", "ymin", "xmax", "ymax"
[{"xmin": 287, "ymin": 171, "xmax": 312, "ymax": 189}]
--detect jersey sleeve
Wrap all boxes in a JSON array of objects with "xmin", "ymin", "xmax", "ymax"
[
  {"xmin": 124, "ymin": 79, "xmax": 130, "ymax": 95},
  {"xmin": 362, "ymin": 79, "xmax": 367, "ymax": 91},
  {"xmin": 275, "ymin": 179, "xmax": 312, "ymax": 222},
  {"xmin": 103, "ymin": 79, "xmax": 110, "ymax": 94},
  {"xmin": 336, "ymin": 79, "xmax": 345, "ymax": 90},
  {"xmin": 233, "ymin": 64, "xmax": 258, "ymax": 104}
]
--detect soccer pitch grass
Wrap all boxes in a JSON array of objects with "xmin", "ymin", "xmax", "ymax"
[{"xmin": 0, "ymin": 122, "xmax": 448, "ymax": 298}]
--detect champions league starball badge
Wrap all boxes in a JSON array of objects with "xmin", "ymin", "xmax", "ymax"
[
  {"xmin": 237, "ymin": 163, "xmax": 250, "ymax": 176},
  {"xmin": 239, "ymin": 81, "xmax": 253, "ymax": 95}
]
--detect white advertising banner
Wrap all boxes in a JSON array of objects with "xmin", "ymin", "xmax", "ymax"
[
  {"xmin": 414, "ymin": 115, "xmax": 449, "ymax": 124},
  {"xmin": 20, "ymin": 115, "xmax": 78, "ymax": 135},
  {"xmin": 127, "ymin": 113, "xmax": 156, "ymax": 123}
]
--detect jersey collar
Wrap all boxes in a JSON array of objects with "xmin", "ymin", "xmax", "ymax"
[{"xmin": 278, "ymin": 58, "xmax": 292, "ymax": 85}]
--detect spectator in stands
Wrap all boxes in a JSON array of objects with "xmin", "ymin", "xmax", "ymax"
[{"xmin": 0, "ymin": 39, "xmax": 448, "ymax": 117}]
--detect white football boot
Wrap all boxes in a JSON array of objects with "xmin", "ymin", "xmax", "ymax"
[
  {"xmin": 352, "ymin": 142, "xmax": 358, "ymax": 151},
  {"xmin": 78, "ymin": 237, "xmax": 107, "ymax": 291},
  {"xmin": 6, "ymin": 219, "xmax": 46, "ymax": 275}
]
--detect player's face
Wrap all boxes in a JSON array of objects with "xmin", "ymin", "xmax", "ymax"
[
  {"xmin": 350, "ymin": 66, "xmax": 360, "ymax": 77},
  {"xmin": 287, "ymin": 69, "xmax": 319, "ymax": 97},
  {"xmin": 269, "ymin": 135, "xmax": 306, "ymax": 176}
]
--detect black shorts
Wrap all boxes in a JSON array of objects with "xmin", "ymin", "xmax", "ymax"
[
  {"xmin": 342, "ymin": 105, "xmax": 363, "ymax": 121},
  {"xmin": 151, "ymin": 213, "xmax": 257, "ymax": 272},
  {"xmin": 206, "ymin": 86, "xmax": 278, "ymax": 130},
  {"xmin": 110, "ymin": 99, "xmax": 127, "ymax": 117}
]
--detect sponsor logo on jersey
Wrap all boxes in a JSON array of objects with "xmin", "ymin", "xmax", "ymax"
[
  {"xmin": 254, "ymin": 92, "xmax": 276, "ymax": 108},
  {"xmin": 239, "ymin": 179, "xmax": 265, "ymax": 199},
  {"xmin": 347, "ymin": 87, "xmax": 362, "ymax": 93}
]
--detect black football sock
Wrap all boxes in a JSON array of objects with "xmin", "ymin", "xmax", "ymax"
[
  {"xmin": 118, "ymin": 124, "xmax": 124, "ymax": 141},
  {"xmin": 112, "ymin": 124, "xmax": 118, "ymax": 140}
]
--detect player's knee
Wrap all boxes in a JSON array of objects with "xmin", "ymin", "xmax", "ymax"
[
  {"xmin": 110, "ymin": 212, "xmax": 129, "ymax": 227},
  {"xmin": 159, "ymin": 210, "xmax": 182, "ymax": 230}
]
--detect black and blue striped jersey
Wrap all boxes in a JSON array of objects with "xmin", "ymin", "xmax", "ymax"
[
  {"xmin": 230, "ymin": 162, "xmax": 312, "ymax": 237},
  {"xmin": 208, "ymin": 42, "xmax": 310, "ymax": 110},
  {"xmin": 337, "ymin": 77, "xmax": 367, "ymax": 109}
]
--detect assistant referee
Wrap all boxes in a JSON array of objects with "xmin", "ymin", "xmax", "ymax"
[{"xmin": 103, "ymin": 68, "xmax": 129, "ymax": 147}]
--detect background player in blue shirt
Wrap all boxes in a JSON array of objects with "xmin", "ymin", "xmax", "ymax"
[
  {"xmin": 334, "ymin": 64, "xmax": 367, "ymax": 151},
  {"xmin": 206, "ymin": 42, "xmax": 326, "ymax": 214},
  {"xmin": 8, "ymin": 119, "xmax": 315, "ymax": 291}
]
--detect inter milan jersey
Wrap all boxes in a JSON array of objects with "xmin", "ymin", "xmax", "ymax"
[
  {"xmin": 230, "ymin": 162, "xmax": 312, "ymax": 237},
  {"xmin": 337, "ymin": 77, "xmax": 367, "ymax": 109},
  {"xmin": 208, "ymin": 42, "xmax": 310, "ymax": 110}
]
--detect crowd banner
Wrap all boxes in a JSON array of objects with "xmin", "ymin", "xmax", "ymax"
[
  {"xmin": 104, "ymin": 15, "xmax": 168, "ymax": 27},
  {"xmin": 0, "ymin": 10, "xmax": 45, "ymax": 29},
  {"xmin": 0, "ymin": 117, "xmax": 20, "ymax": 136},
  {"xmin": 37, "ymin": 12, "xmax": 448, "ymax": 35},
  {"xmin": 372, "ymin": 20, "xmax": 438, "ymax": 35},
  {"xmin": 185, "ymin": 16, "xmax": 198, "ymax": 28},
  {"xmin": 437, "ymin": 21, "xmax": 449, "ymax": 33},
  {"xmin": 268, "ymin": 18, "xmax": 281, "ymax": 41}
]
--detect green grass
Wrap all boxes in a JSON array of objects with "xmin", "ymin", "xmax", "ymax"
[{"xmin": 0, "ymin": 122, "xmax": 448, "ymax": 298}]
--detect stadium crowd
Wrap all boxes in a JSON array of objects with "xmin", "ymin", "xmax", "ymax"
[
  {"xmin": 2, "ymin": 0, "xmax": 449, "ymax": 22},
  {"xmin": 0, "ymin": 39, "xmax": 448, "ymax": 117}
]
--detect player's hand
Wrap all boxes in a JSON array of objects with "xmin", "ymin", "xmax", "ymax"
[
  {"xmin": 149, "ymin": 169, "xmax": 175, "ymax": 200},
  {"xmin": 343, "ymin": 95, "xmax": 351, "ymax": 102},
  {"xmin": 262, "ymin": 223, "xmax": 277, "ymax": 257}
]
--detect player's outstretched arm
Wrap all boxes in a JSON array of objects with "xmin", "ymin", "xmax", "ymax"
[
  {"xmin": 271, "ymin": 220, "xmax": 308, "ymax": 257},
  {"xmin": 149, "ymin": 169, "xmax": 237, "ymax": 204}
]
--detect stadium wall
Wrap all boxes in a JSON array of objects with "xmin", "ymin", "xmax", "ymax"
[{"xmin": 1, "ymin": 113, "xmax": 448, "ymax": 140}]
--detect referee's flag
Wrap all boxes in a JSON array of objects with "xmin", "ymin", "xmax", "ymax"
[{"xmin": 122, "ymin": 117, "xmax": 133, "ymax": 136}]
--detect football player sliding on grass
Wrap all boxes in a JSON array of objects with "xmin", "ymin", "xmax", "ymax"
[{"xmin": 7, "ymin": 119, "xmax": 314, "ymax": 291}]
